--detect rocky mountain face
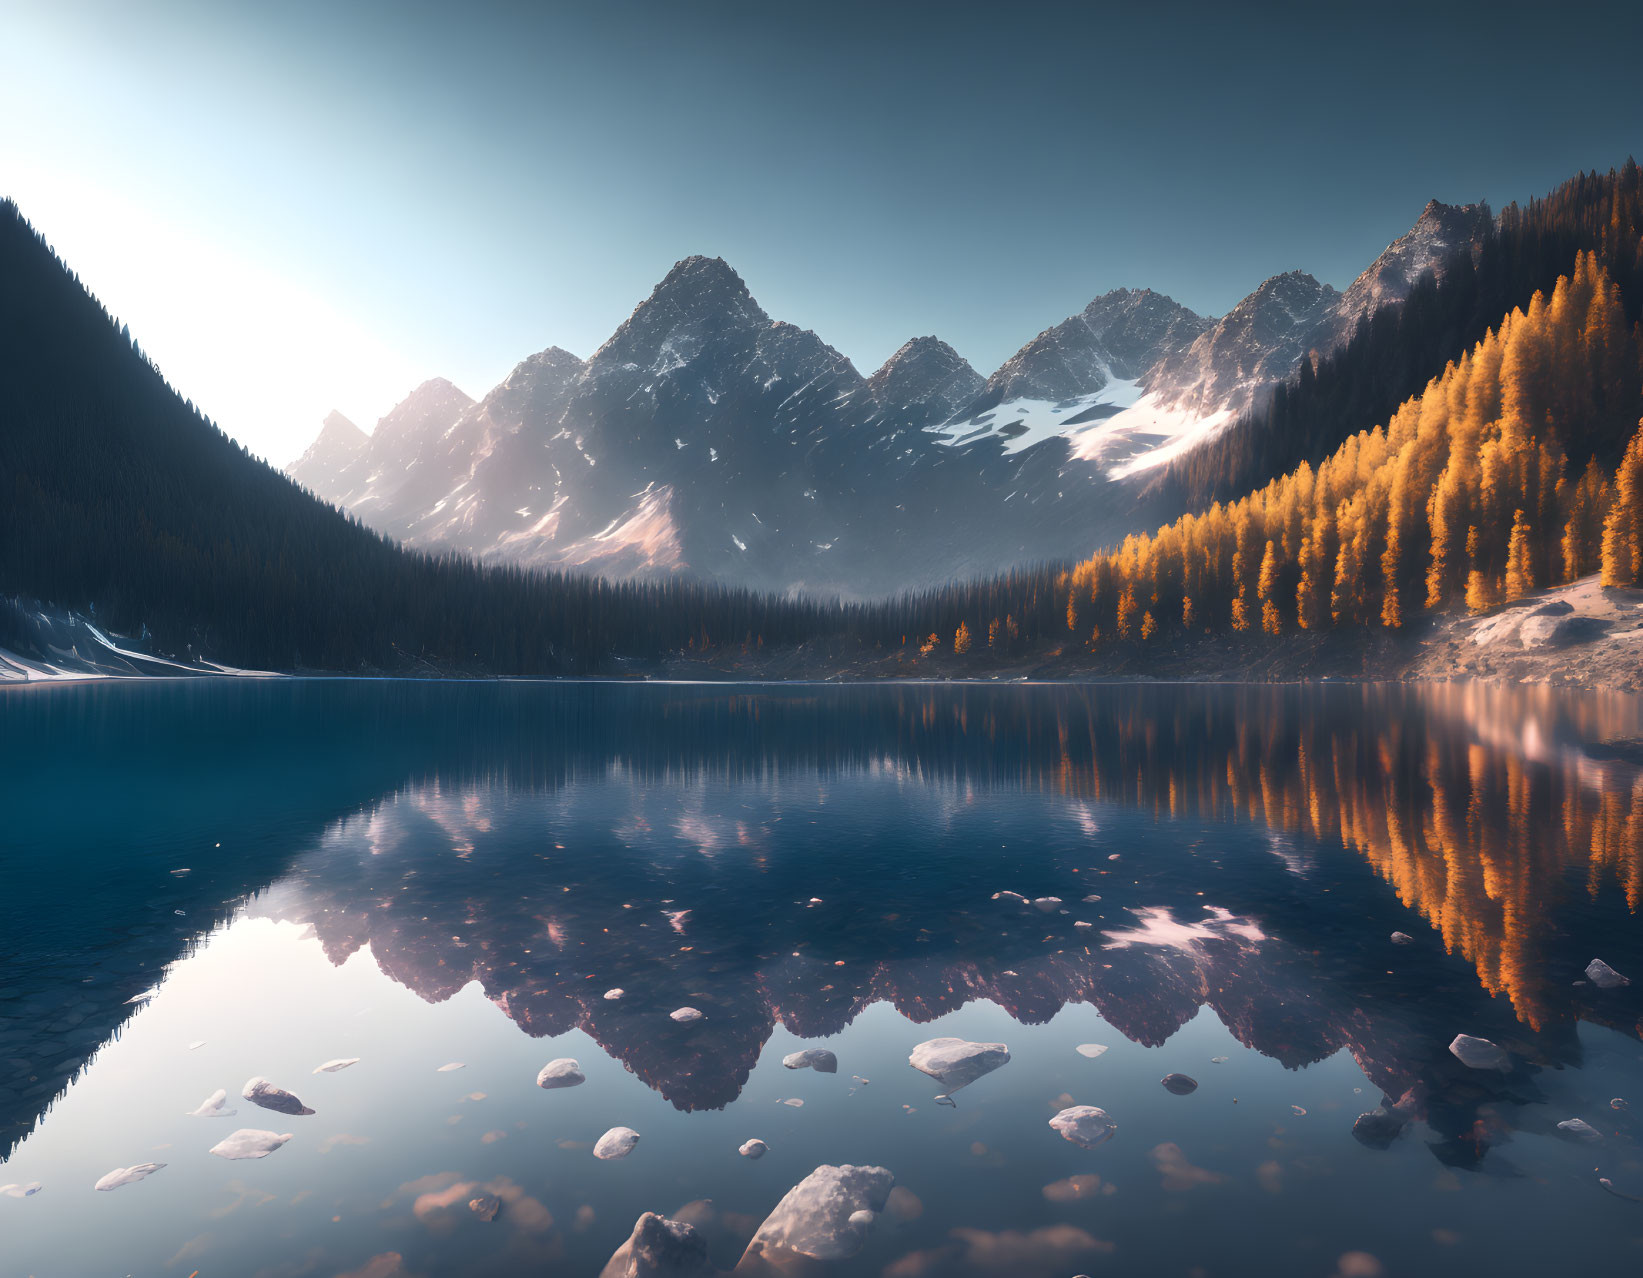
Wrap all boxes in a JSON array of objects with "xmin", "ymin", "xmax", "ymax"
[
  {"xmin": 298, "ymin": 377, "xmax": 475, "ymax": 540},
  {"xmin": 289, "ymin": 201, "xmax": 1495, "ymax": 592},
  {"xmin": 862, "ymin": 336, "xmax": 983, "ymax": 429},
  {"xmin": 963, "ymin": 288, "xmax": 1209, "ymax": 413},
  {"xmin": 1145, "ymin": 270, "xmax": 1343, "ymax": 415},
  {"xmin": 1329, "ymin": 199, "xmax": 1493, "ymax": 340}
]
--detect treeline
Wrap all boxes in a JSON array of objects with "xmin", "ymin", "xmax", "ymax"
[
  {"xmin": 0, "ymin": 200, "xmax": 848, "ymax": 674},
  {"xmin": 1151, "ymin": 161, "xmax": 1643, "ymax": 513},
  {"xmin": 1062, "ymin": 253, "xmax": 1643, "ymax": 646}
]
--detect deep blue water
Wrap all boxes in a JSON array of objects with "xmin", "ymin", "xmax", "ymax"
[{"xmin": 2, "ymin": 679, "xmax": 1642, "ymax": 1277}]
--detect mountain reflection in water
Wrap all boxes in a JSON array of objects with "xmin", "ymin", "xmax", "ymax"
[
  {"xmin": 3, "ymin": 679, "xmax": 1643, "ymax": 1275},
  {"xmin": 214, "ymin": 682, "xmax": 1638, "ymax": 1169}
]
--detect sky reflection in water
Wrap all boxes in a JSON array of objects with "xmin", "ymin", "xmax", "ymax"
[{"xmin": 2, "ymin": 680, "xmax": 1642, "ymax": 1277}]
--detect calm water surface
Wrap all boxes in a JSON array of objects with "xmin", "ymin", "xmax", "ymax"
[{"xmin": 3, "ymin": 680, "xmax": 1643, "ymax": 1277}]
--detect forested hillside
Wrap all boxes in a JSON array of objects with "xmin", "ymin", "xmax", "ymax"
[
  {"xmin": 0, "ymin": 201, "xmax": 842, "ymax": 673},
  {"xmin": 872, "ymin": 253, "xmax": 1642, "ymax": 664},
  {"xmin": 1151, "ymin": 162, "xmax": 1643, "ymax": 513},
  {"xmin": 1064, "ymin": 252, "xmax": 1642, "ymax": 646}
]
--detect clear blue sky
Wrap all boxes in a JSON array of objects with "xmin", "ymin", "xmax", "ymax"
[{"xmin": 3, "ymin": 0, "xmax": 1638, "ymax": 463}]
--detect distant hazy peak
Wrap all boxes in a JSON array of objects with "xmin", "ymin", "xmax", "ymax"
[
  {"xmin": 399, "ymin": 376, "xmax": 474, "ymax": 407},
  {"xmin": 288, "ymin": 409, "xmax": 370, "ymax": 494},
  {"xmin": 318, "ymin": 409, "xmax": 367, "ymax": 443}
]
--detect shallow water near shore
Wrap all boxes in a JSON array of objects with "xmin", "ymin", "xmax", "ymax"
[{"xmin": 3, "ymin": 679, "xmax": 1643, "ymax": 1277}]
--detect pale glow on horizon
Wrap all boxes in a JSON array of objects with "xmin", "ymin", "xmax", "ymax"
[{"xmin": 7, "ymin": 167, "xmax": 432, "ymax": 467}]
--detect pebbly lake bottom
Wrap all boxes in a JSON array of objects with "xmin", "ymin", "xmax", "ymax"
[{"xmin": 2, "ymin": 678, "xmax": 1643, "ymax": 1277}]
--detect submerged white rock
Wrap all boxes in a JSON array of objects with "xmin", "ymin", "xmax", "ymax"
[
  {"xmin": 242, "ymin": 1077, "xmax": 314, "ymax": 1116},
  {"xmin": 1031, "ymin": 897, "xmax": 1063, "ymax": 913},
  {"xmin": 594, "ymin": 1126, "xmax": 641, "ymax": 1160},
  {"xmin": 187, "ymin": 1088, "xmax": 236, "ymax": 1118},
  {"xmin": 209, "ymin": 1128, "xmax": 293, "ymax": 1160},
  {"xmin": 0, "ymin": 1182, "xmax": 42, "ymax": 1198},
  {"xmin": 1049, "ymin": 1105, "xmax": 1117, "ymax": 1148},
  {"xmin": 94, "ymin": 1163, "xmax": 165, "ymax": 1192},
  {"xmin": 1586, "ymin": 958, "xmax": 1631, "ymax": 989},
  {"xmin": 600, "ymin": 1211, "xmax": 714, "ymax": 1278},
  {"xmin": 782, "ymin": 1049, "xmax": 838, "ymax": 1073},
  {"xmin": 313, "ymin": 1058, "xmax": 360, "ymax": 1074},
  {"xmin": 739, "ymin": 1139, "xmax": 768, "ymax": 1159},
  {"xmin": 603, "ymin": 988, "xmax": 626, "ymax": 1001},
  {"xmin": 908, "ymin": 1037, "xmax": 1010, "ymax": 1092},
  {"xmin": 436, "ymin": 1062, "xmax": 465, "ymax": 1072},
  {"xmin": 1390, "ymin": 932, "xmax": 1415, "ymax": 945},
  {"xmin": 1557, "ymin": 1118, "xmax": 1602, "ymax": 1143},
  {"xmin": 670, "ymin": 1007, "xmax": 705, "ymax": 1024},
  {"xmin": 1448, "ymin": 1034, "xmax": 1511, "ymax": 1071},
  {"xmin": 744, "ymin": 1163, "xmax": 894, "ymax": 1261},
  {"xmin": 1073, "ymin": 1043, "xmax": 1109, "ymax": 1060},
  {"xmin": 536, "ymin": 1058, "xmax": 587, "ymax": 1089}
]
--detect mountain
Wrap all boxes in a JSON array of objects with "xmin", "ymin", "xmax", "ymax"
[
  {"xmin": 1329, "ymin": 199, "xmax": 1493, "ymax": 340},
  {"xmin": 286, "ymin": 410, "xmax": 367, "ymax": 493},
  {"xmin": 287, "ymin": 197, "xmax": 1506, "ymax": 593},
  {"xmin": 931, "ymin": 288, "xmax": 1209, "ymax": 455},
  {"xmin": 862, "ymin": 336, "xmax": 983, "ymax": 430},
  {"xmin": 1143, "ymin": 270, "xmax": 1342, "ymax": 414},
  {"xmin": 292, "ymin": 258, "xmax": 1038, "ymax": 593},
  {"xmin": 297, "ymin": 377, "xmax": 476, "ymax": 539},
  {"xmin": 292, "ymin": 264, "xmax": 1201, "ymax": 592}
]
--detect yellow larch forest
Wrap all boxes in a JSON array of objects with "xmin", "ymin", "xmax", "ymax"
[{"xmin": 1065, "ymin": 254, "xmax": 1643, "ymax": 644}]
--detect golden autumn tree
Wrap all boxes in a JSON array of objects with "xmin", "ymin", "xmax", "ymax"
[
  {"xmin": 1562, "ymin": 458, "xmax": 1610, "ymax": 580},
  {"xmin": 1504, "ymin": 509, "xmax": 1535, "ymax": 599},
  {"xmin": 1256, "ymin": 539, "xmax": 1281, "ymax": 634},
  {"xmin": 1116, "ymin": 586, "xmax": 1138, "ymax": 640},
  {"xmin": 1602, "ymin": 421, "xmax": 1643, "ymax": 586},
  {"xmin": 1047, "ymin": 256, "xmax": 1639, "ymax": 649},
  {"xmin": 954, "ymin": 621, "xmax": 972, "ymax": 654}
]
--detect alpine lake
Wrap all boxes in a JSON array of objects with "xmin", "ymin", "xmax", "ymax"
[{"xmin": 3, "ymin": 679, "xmax": 1642, "ymax": 1278}]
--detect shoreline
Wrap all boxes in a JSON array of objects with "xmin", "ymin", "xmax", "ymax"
[{"xmin": 8, "ymin": 577, "xmax": 1640, "ymax": 695}]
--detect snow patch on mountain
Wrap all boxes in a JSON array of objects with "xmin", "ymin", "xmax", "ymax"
[
  {"xmin": 1071, "ymin": 394, "xmax": 1235, "ymax": 477},
  {"xmin": 931, "ymin": 378, "xmax": 1145, "ymax": 457}
]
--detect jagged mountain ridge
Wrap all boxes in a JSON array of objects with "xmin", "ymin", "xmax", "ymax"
[
  {"xmin": 292, "ymin": 201, "xmax": 1495, "ymax": 592},
  {"xmin": 1143, "ymin": 269, "xmax": 1343, "ymax": 415}
]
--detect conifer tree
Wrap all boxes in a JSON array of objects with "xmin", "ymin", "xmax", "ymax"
[
  {"xmin": 1602, "ymin": 423, "xmax": 1643, "ymax": 586},
  {"xmin": 1562, "ymin": 458, "xmax": 1611, "ymax": 580},
  {"xmin": 1504, "ymin": 509, "xmax": 1535, "ymax": 599}
]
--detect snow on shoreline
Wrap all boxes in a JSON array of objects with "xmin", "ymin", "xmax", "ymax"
[{"xmin": 0, "ymin": 601, "xmax": 264, "ymax": 684}]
